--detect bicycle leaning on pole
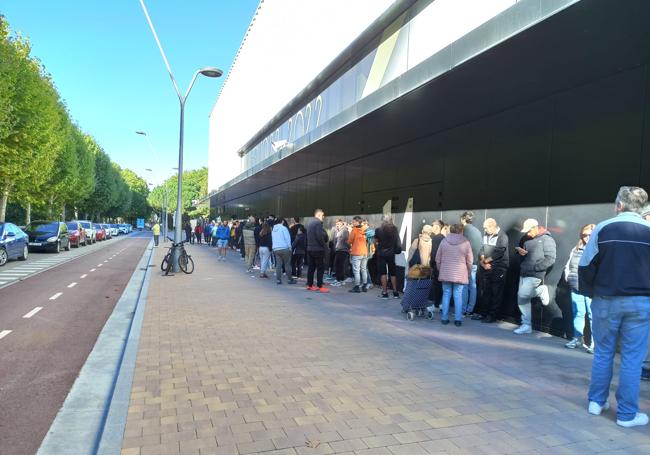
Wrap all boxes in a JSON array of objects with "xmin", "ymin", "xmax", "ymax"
[{"xmin": 161, "ymin": 240, "xmax": 194, "ymax": 275}]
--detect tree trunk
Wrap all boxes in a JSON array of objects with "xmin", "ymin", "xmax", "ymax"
[
  {"xmin": 0, "ymin": 188, "xmax": 8, "ymax": 223},
  {"xmin": 48, "ymin": 195, "xmax": 53, "ymax": 219},
  {"xmin": 62, "ymin": 204, "xmax": 66, "ymax": 221},
  {"xmin": 26, "ymin": 202, "xmax": 31, "ymax": 226}
]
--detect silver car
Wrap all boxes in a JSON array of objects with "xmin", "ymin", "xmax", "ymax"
[{"xmin": 77, "ymin": 220, "xmax": 96, "ymax": 244}]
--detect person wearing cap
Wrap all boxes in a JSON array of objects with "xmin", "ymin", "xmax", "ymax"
[
  {"xmin": 513, "ymin": 218, "xmax": 556, "ymax": 335},
  {"xmin": 580, "ymin": 186, "xmax": 650, "ymax": 428}
]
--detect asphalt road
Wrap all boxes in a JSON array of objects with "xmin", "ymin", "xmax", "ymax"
[{"xmin": 0, "ymin": 231, "xmax": 150, "ymax": 455}]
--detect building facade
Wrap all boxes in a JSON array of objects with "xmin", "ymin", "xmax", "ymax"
[{"xmin": 207, "ymin": 0, "xmax": 650, "ymax": 334}]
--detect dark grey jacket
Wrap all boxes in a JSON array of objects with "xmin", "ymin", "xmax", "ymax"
[
  {"xmin": 306, "ymin": 219, "xmax": 326, "ymax": 252},
  {"xmin": 463, "ymin": 223, "xmax": 483, "ymax": 266},
  {"xmin": 519, "ymin": 230, "xmax": 556, "ymax": 279}
]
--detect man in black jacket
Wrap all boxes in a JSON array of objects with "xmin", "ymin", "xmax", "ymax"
[
  {"xmin": 306, "ymin": 209, "xmax": 329, "ymax": 293},
  {"xmin": 472, "ymin": 218, "xmax": 509, "ymax": 323}
]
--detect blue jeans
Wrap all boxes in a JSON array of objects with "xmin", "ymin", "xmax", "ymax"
[
  {"xmin": 259, "ymin": 247, "xmax": 271, "ymax": 275},
  {"xmin": 461, "ymin": 264, "xmax": 478, "ymax": 313},
  {"xmin": 571, "ymin": 291, "xmax": 592, "ymax": 338},
  {"xmin": 588, "ymin": 296, "xmax": 650, "ymax": 422},
  {"xmin": 350, "ymin": 255, "xmax": 368, "ymax": 287},
  {"xmin": 442, "ymin": 282, "xmax": 466, "ymax": 322}
]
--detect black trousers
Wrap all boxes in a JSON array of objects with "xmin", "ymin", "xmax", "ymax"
[
  {"xmin": 334, "ymin": 251, "xmax": 349, "ymax": 282},
  {"xmin": 482, "ymin": 270, "xmax": 507, "ymax": 318},
  {"xmin": 307, "ymin": 251, "xmax": 325, "ymax": 287},
  {"xmin": 292, "ymin": 253, "xmax": 305, "ymax": 277}
]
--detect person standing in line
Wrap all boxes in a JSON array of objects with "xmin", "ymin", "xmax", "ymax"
[
  {"xmin": 564, "ymin": 223, "xmax": 596, "ymax": 352},
  {"xmin": 408, "ymin": 224, "xmax": 433, "ymax": 268},
  {"xmin": 257, "ymin": 222, "xmax": 273, "ymax": 278},
  {"xmin": 363, "ymin": 220, "xmax": 375, "ymax": 290},
  {"xmin": 215, "ymin": 221, "xmax": 230, "ymax": 260},
  {"xmin": 331, "ymin": 219, "xmax": 350, "ymax": 287},
  {"xmin": 348, "ymin": 216, "xmax": 368, "ymax": 293},
  {"xmin": 184, "ymin": 221, "xmax": 192, "ymax": 244},
  {"xmin": 306, "ymin": 209, "xmax": 329, "ymax": 293},
  {"xmin": 641, "ymin": 205, "xmax": 650, "ymax": 382},
  {"xmin": 435, "ymin": 224, "xmax": 473, "ymax": 326},
  {"xmin": 428, "ymin": 220, "xmax": 446, "ymax": 309},
  {"xmin": 375, "ymin": 215, "xmax": 401, "ymax": 299},
  {"xmin": 272, "ymin": 218, "xmax": 296, "ymax": 285},
  {"xmin": 580, "ymin": 186, "xmax": 650, "ymax": 427},
  {"xmin": 194, "ymin": 222, "xmax": 203, "ymax": 245},
  {"xmin": 289, "ymin": 217, "xmax": 304, "ymax": 244},
  {"xmin": 243, "ymin": 216, "xmax": 257, "ymax": 272},
  {"xmin": 513, "ymin": 218, "xmax": 557, "ymax": 334},
  {"xmin": 204, "ymin": 221, "xmax": 212, "ymax": 245},
  {"xmin": 472, "ymin": 218, "xmax": 509, "ymax": 323},
  {"xmin": 460, "ymin": 211, "xmax": 483, "ymax": 315},
  {"xmin": 152, "ymin": 221, "xmax": 160, "ymax": 247},
  {"xmin": 291, "ymin": 225, "xmax": 307, "ymax": 279}
]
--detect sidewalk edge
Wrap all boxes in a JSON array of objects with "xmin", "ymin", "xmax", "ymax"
[{"xmin": 37, "ymin": 240, "xmax": 155, "ymax": 455}]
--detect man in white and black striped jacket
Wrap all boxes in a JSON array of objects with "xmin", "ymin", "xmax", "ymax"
[{"xmin": 579, "ymin": 186, "xmax": 650, "ymax": 428}]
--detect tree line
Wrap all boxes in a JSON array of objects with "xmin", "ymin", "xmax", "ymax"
[
  {"xmin": 0, "ymin": 15, "xmax": 149, "ymax": 225},
  {"xmin": 147, "ymin": 167, "xmax": 209, "ymax": 222}
]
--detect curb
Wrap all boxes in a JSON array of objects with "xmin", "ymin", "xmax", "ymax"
[{"xmin": 37, "ymin": 240, "xmax": 155, "ymax": 455}]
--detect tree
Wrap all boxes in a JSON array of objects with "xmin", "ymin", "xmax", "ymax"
[{"xmin": 121, "ymin": 168, "xmax": 150, "ymax": 222}]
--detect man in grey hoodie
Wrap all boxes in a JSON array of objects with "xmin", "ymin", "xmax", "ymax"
[
  {"xmin": 513, "ymin": 218, "xmax": 557, "ymax": 335},
  {"xmin": 271, "ymin": 218, "xmax": 295, "ymax": 285}
]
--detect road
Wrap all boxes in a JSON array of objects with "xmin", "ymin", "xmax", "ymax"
[{"xmin": 0, "ymin": 231, "xmax": 150, "ymax": 455}]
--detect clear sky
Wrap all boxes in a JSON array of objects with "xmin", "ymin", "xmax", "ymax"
[{"xmin": 1, "ymin": 0, "xmax": 259, "ymax": 187}]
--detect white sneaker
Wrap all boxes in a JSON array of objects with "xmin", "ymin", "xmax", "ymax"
[
  {"xmin": 539, "ymin": 284, "xmax": 550, "ymax": 306},
  {"xmin": 588, "ymin": 401, "xmax": 610, "ymax": 415},
  {"xmin": 344, "ymin": 277, "xmax": 354, "ymax": 283},
  {"xmin": 331, "ymin": 281, "xmax": 342, "ymax": 287},
  {"xmin": 513, "ymin": 324, "xmax": 532, "ymax": 334},
  {"xmin": 366, "ymin": 283, "xmax": 374, "ymax": 289},
  {"xmin": 617, "ymin": 412, "xmax": 648, "ymax": 427}
]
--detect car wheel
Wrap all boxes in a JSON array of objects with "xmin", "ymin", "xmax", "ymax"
[
  {"xmin": 65, "ymin": 239, "xmax": 71, "ymax": 251},
  {"xmin": 54, "ymin": 241, "xmax": 60, "ymax": 254},
  {"xmin": 0, "ymin": 247, "xmax": 7, "ymax": 266},
  {"xmin": 19, "ymin": 245, "xmax": 28, "ymax": 261}
]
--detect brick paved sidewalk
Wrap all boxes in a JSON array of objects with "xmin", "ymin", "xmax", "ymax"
[{"xmin": 121, "ymin": 244, "xmax": 650, "ymax": 455}]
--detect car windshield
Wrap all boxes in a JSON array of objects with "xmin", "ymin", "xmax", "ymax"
[
  {"xmin": 80, "ymin": 222, "xmax": 91, "ymax": 229},
  {"xmin": 93, "ymin": 224, "xmax": 102, "ymax": 229},
  {"xmin": 27, "ymin": 222, "xmax": 58, "ymax": 233},
  {"xmin": 66, "ymin": 222, "xmax": 78, "ymax": 230}
]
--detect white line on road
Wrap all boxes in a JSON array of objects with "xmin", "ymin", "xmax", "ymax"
[
  {"xmin": 97, "ymin": 264, "xmax": 103, "ymax": 267},
  {"xmin": 49, "ymin": 292, "xmax": 62, "ymax": 300},
  {"xmin": 104, "ymin": 260, "xmax": 108, "ymax": 263},
  {"xmin": 80, "ymin": 274, "xmax": 87, "ymax": 279},
  {"xmin": 90, "ymin": 268, "xmax": 96, "ymax": 272},
  {"xmin": 0, "ymin": 330, "xmax": 12, "ymax": 340},
  {"xmin": 23, "ymin": 307, "xmax": 43, "ymax": 318},
  {"xmin": 67, "ymin": 282, "xmax": 77, "ymax": 288}
]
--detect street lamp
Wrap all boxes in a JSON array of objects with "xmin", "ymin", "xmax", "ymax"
[{"xmin": 139, "ymin": 0, "xmax": 222, "ymax": 272}]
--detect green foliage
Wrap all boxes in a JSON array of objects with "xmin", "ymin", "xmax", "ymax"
[
  {"xmin": 147, "ymin": 167, "xmax": 208, "ymax": 218},
  {"xmin": 0, "ymin": 15, "xmax": 149, "ymax": 223}
]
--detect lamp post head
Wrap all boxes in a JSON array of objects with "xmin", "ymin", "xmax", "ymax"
[
  {"xmin": 199, "ymin": 67, "xmax": 223, "ymax": 78},
  {"xmin": 135, "ymin": 131, "xmax": 147, "ymax": 136}
]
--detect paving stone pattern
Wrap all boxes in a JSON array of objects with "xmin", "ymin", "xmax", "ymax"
[{"xmin": 122, "ymin": 245, "xmax": 650, "ymax": 454}]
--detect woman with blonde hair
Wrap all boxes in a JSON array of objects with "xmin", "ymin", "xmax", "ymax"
[{"xmin": 565, "ymin": 223, "xmax": 596, "ymax": 352}]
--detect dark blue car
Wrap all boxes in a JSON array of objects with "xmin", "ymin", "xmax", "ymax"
[{"xmin": 0, "ymin": 222, "xmax": 29, "ymax": 266}]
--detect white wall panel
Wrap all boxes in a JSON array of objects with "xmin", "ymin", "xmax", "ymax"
[{"xmin": 208, "ymin": 0, "xmax": 396, "ymax": 192}]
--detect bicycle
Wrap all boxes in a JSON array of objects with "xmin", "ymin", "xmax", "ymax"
[{"xmin": 161, "ymin": 240, "xmax": 194, "ymax": 275}]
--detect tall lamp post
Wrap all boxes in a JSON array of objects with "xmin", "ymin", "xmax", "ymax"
[{"xmin": 139, "ymin": 0, "xmax": 222, "ymax": 271}]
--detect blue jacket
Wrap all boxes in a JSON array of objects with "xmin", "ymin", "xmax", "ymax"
[
  {"xmin": 579, "ymin": 212, "xmax": 650, "ymax": 297},
  {"xmin": 271, "ymin": 224, "xmax": 291, "ymax": 250},
  {"xmin": 216, "ymin": 224, "xmax": 230, "ymax": 240}
]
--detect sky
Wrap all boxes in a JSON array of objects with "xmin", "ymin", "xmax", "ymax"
[{"xmin": 1, "ymin": 0, "xmax": 260, "ymax": 187}]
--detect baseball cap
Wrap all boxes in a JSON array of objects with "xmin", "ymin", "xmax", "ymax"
[{"xmin": 521, "ymin": 218, "xmax": 539, "ymax": 233}]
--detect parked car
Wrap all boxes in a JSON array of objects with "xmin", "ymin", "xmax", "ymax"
[
  {"xmin": 108, "ymin": 224, "xmax": 119, "ymax": 237},
  {"xmin": 77, "ymin": 220, "xmax": 96, "ymax": 244},
  {"xmin": 101, "ymin": 223, "xmax": 113, "ymax": 239},
  {"xmin": 118, "ymin": 224, "xmax": 128, "ymax": 235},
  {"xmin": 24, "ymin": 221, "xmax": 70, "ymax": 253},
  {"xmin": 66, "ymin": 221, "xmax": 87, "ymax": 248},
  {"xmin": 93, "ymin": 223, "xmax": 105, "ymax": 241},
  {"xmin": 0, "ymin": 221, "xmax": 29, "ymax": 266}
]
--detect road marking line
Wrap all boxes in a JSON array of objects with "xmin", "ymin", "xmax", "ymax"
[
  {"xmin": 80, "ymin": 274, "xmax": 87, "ymax": 279},
  {"xmin": 104, "ymin": 260, "xmax": 108, "ymax": 263},
  {"xmin": 98, "ymin": 264, "xmax": 103, "ymax": 267},
  {"xmin": 0, "ymin": 330, "xmax": 11, "ymax": 340},
  {"xmin": 49, "ymin": 292, "xmax": 62, "ymax": 300},
  {"xmin": 67, "ymin": 282, "xmax": 77, "ymax": 288},
  {"xmin": 90, "ymin": 268, "xmax": 96, "ymax": 272},
  {"xmin": 23, "ymin": 307, "xmax": 43, "ymax": 318}
]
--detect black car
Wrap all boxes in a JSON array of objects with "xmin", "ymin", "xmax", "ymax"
[
  {"xmin": 24, "ymin": 221, "xmax": 71, "ymax": 253},
  {"xmin": 0, "ymin": 222, "xmax": 29, "ymax": 266}
]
